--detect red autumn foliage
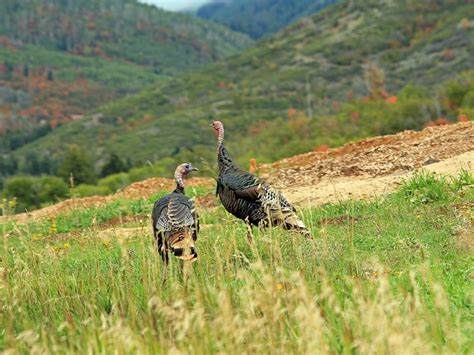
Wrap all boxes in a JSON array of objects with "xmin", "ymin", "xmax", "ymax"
[
  {"xmin": 385, "ymin": 96, "xmax": 398, "ymax": 104},
  {"xmin": 248, "ymin": 120, "xmax": 271, "ymax": 135},
  {"xmin": 142, "ymin": 114, "xmax": 153, "ymax": 123},
  {"xmin": 351, "ymin": 111, "xmax": 360, "ymax": 123},
  {"xmin": 458, "ymin": 114, "xmax": 469, "ymax": 123},
  {"xmin": 218, "ymin": 81, "xmax": 226, "ymax": 89},
  {"xmin": 0, "ymin": 36, "xmax": 16, "ymax": 50},
  {"xmin": 249, "ymin": 158, "xmax": 257, "ymax": 173},
  {"xmin": 424, "ymin": 118, "xmax": 451, "ymax": 128},
  {"xmin": 287, "ymin": 108, "xmax": 298, "ymax": 118},
  {"xmin": 315, "ymin": 144, "xmax": 330, "ymax": 152}
]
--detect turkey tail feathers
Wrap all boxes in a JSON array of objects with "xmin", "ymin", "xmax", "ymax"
[
  {"xmin": 168, "ymin": 229, "xmax": 198, "ymax": 262},
  {"xmin": 280, "ymin": 212, "xmax": 313, "ymax": 239}
]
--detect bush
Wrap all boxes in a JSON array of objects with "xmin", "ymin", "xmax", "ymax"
[
  {"xmin": 461, "ymin": 90, "xmax": 474, "ymax": 108},
  {"xmin": 4, "ymin": 175, "xmax": 69, "ymax": 212},
  {"xmin": 127, "ymin": 165, "xmax": 156, "ymax": 183},
  {"xmin": 37, "ymin": 176, "xmax": 69, "ymax": 204},
  {"xmin": 98, "ymin": 173, "xmax": 130, "ymax": 193},
  {"xmin": 71, "ymin": 184, "xmax": 112, "ymax": 197}
]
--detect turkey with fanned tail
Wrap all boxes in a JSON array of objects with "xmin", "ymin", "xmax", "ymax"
[{"xmin": 210, "ymin": 121, "xmax": 312, "ymax": 240}]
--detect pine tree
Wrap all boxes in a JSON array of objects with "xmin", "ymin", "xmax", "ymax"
[
  {"xmin": 100, "ymin": 153, "xmax": 127, "ymax": 177},
  {"xmin": 57, "ymin": 146, "xmax": 96, "ymax": 185}
]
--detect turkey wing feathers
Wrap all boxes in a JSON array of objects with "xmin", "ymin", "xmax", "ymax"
[{"xmin": 153, "ymin": 193, "xmax": 195, "ymax": 231}]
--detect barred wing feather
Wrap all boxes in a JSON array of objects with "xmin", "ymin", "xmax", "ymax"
[{"xmin": 154, "ymin": 193, "xmax": 195, "ymax": 231}]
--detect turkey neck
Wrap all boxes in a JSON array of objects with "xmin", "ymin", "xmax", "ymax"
[
  {"xmin": 218, "ymin": 141, "xmax": 238, "ymax": 173},
  {"xmin": 173, "ymin": 184, "xmax": 185, "ymax": 194},
  {"xmin": 174, "ymin": 171, "xmax": 185, "ymax": 194}
]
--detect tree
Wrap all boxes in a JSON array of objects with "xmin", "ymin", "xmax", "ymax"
[
  {"xmin": 23, "ymin": 63, "xmax": 29, "ymax": 77},
  {"xmin": 364, "ymin": 62, "xmax": 387, "ymax": 99},
  {"xmin": 0, "ymin": 155, "xmax": 19, "ymax": 176},
  {"xmin": 57, "ymin": 146, "xmax": 96, "ymax": 185},
  {"xmin": 100, "ymin": 153, "xmax": 127, "ymax": 177},
  {"xmin": 23, "ymin": 152, "xmax": 41, "ymax": 175}
]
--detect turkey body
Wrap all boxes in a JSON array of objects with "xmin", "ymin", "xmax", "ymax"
[
  {"xmin": 152, "ymin": 189, "xmax": 199, "ymax": 263},
  {"xmin": 216, "ymin": 143, "xmax": 310, "ymax": 237}
]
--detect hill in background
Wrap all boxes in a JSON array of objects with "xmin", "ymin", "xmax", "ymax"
[
  {"xmin": 197, "ymin": 0, "xmax": 338, "ymax": 39},
  {"xmin": 0, "ymin": 0, "xmax": 252, "ymax": 150},
  {"xmin": 14, "ymin": 0, "xmax": 473, "ymax": 169}
]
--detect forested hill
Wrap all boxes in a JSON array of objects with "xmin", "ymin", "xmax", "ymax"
[
  {"xmin": 0, "ymin": 0, "xmax": 252, "ymax": 73},
  {"xmin": 0, "ymin": 0, "xmax": 252, "ymax": 148},
  {"xmin": 197, "ymin": 0, "xmax": 338, "ymax": 38},
  {"xmin": 9, "ymin": 0, "xmax": 474, "ymax": 178}
]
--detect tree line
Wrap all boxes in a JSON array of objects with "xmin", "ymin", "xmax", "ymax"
[{"xmin": 0, "ymin": 146, "xmax": 132, "ymax": 212}]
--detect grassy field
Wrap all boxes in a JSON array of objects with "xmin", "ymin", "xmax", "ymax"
[{"xmin": 0, "ymin": 172, "xmax": 473, "ymax": 353}]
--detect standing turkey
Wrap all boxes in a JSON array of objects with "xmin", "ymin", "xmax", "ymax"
[
  {"xmin": 151, "ymin": 163, "xmax": 199, "ymax": 286},
  {"xmin": 210, "ymin": 121, "xmax": 311, "ymax": 240}
]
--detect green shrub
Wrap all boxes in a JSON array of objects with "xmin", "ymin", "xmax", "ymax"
[
  {"xmin": 127, "ymin": 165, "xmax": 155, "ymax": 183},
  {"xmin": 98, "ymin": 173, "xmax": 130, "ymax": 193},
  {"xmin": 461, "ymin": 90, "xmax": 474, "ymax": 108},
  {"xmin": 399, "ymin": 172, "xmax": 452, "ymax": 204},
  {"xmin": 71, "ymin": 184, "xmax": 112, "ymax": 197},
  {"xmin": 4, "ymin": 175, "xmax": 69, "ymax": 212},
  {"xmin": 37, "ymin": 176, "xmax": 69, "ymax": 204},
  {"xmin": 449, "ymin": 169, "xmax": 474, "ymax": 193}
]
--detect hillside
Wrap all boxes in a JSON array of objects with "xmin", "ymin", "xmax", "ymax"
[
  {"xmin": 0, "ymin": 0, "xmax": 251, "ymax": 72},
  {"xmin": 0, "ymin": 0, "xmax": 252, "ymax": 149},
  {"xmin": 197, "ymin": 0, "xmax": 338, "ymax": 38},
  {"xmin": 11, "ymin": 0, "xmax": 474, "ymax": 171}
]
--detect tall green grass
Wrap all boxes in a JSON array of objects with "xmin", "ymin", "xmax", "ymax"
[{"xmin": 0, "ymin": 172, "xmax": 472, "ymax": 353}]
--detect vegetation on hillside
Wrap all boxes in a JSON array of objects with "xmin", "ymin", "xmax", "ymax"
[
  {"xmin": 0, "ymin": 0, "xmax": 251, "ymax": 72},
  {"xmin": 0, "ymin": 0, "xmax": 252, "ymax": 149},
  {"xmin": 0, "ymin": 172, "xmax": 472, "ymax": 352},
  {"xmin": 197, "ymin": 0, "xmax": 337, "ymax": 38},
  {"xmin": 11, "ymin": 0, "xmax": 473, "ymax": 171}
]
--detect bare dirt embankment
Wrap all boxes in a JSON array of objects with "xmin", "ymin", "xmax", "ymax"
[
  {"xmin": 261, "ymin": 122, "xmax": 473, "ymax": 206},
  {"xmin": 2, "ymin": 122, "xmax": 473, "ymax": 224}
]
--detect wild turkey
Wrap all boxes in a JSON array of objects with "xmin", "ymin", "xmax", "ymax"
[
  {"xmin": 210, "ymin": 121, "xmax": 311, "ymax": 240},
  {"xmin": 151, "ymin": 163, "xmax": 199, "ymax": 285}
]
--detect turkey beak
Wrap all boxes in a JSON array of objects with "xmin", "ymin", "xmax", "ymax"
[{"xmin": 191, "ymin": 167, "xmax": 199, "ymax": 171}]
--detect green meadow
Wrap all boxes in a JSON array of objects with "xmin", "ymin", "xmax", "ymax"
[{"xmin": 0, "ymin": 172, "xmax": 472, "ymax": 353}]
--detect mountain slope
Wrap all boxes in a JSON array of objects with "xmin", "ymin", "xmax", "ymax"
[
  {"xmin": 197, "ymin": 0, "xmax": 338, "ymax": 38},
  {"xmin": 13, "ymin": 0, "xmax": 474, "ymax": 169},
  {"xmin": 0, "ymin": 0, "xmax": 252, "ymax": 150},
  {"xmin": 0, "ymin": 0, "xmax": 251, "ymax": 73}
]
